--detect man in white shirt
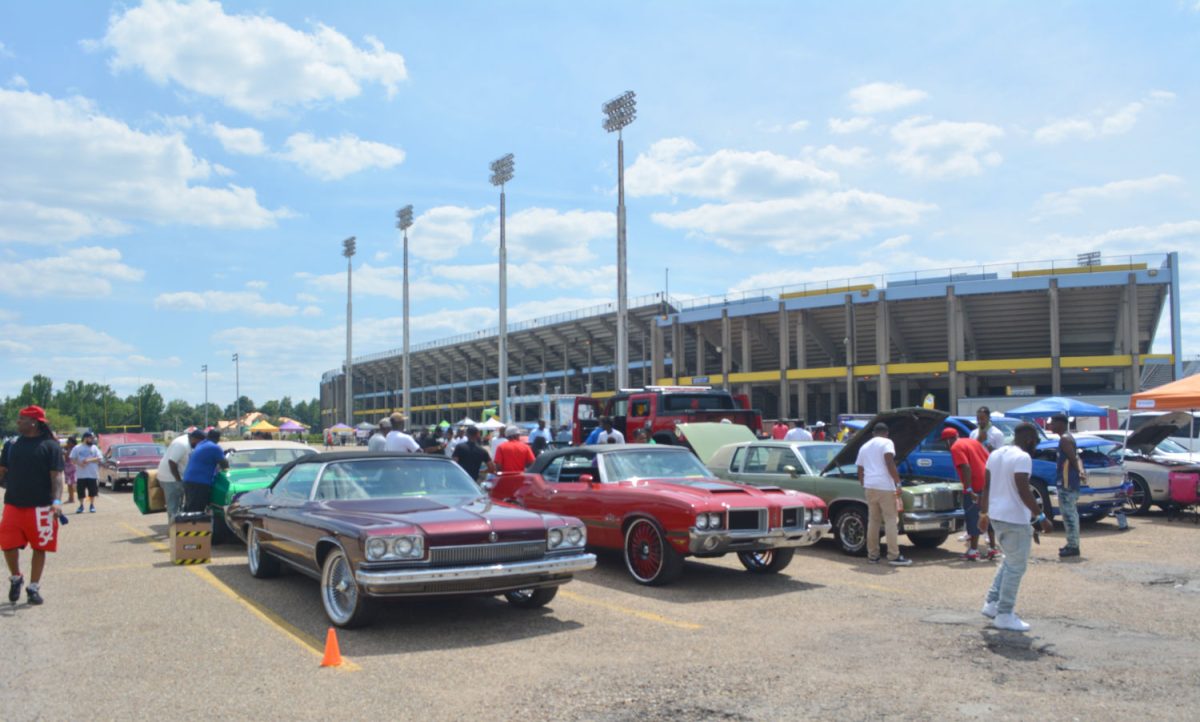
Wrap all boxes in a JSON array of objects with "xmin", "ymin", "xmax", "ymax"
[
  {"xmin": 155, "ymin": 429, "xmax": 204, "ymax": 522},
  {"xmin": 784, "ymin": 420, "xmax": 813, "ymax": 442},
  {"xmin": 367, "ymin": 418, "xmax": 391, "ymax": 452},
  {"xmin": 970, "ymin": 406, "xmax": 1005, "ymax": 452},
  {"xmin": 979, "ymin": 422, "xmax": 1054, "ymax": 632},
  {"xmin": 528, "ymin": 420, "xmax": 553, "ymax": 454},
  {"xmin": 598, "ymin": 417, "xmax": 625, "ymax": 444},
  {"xmin": 383, "ymin": 413, "xmax": 420, "ymax": 453},
  {"xmin": 855, "ymin": 423, "xmax": 911, "ymax": 566}
]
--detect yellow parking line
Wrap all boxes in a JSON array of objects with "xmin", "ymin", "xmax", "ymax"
[
  {"xmin": 558, "ymin": 589, "xmax": 702, "ymax": 630},
  {"xmin": 119, "ymin": 522, "xmax": 360, "ymax": 672}
]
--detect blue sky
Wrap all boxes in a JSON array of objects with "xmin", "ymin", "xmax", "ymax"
[{"xmin": 1, "ymin": 0, "xmax": 1198, "ymax": 408}]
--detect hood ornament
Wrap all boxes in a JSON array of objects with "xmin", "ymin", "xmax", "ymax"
[{"xmin": 488, "ymin": 531, "xmax": 498, "ymax": 543}]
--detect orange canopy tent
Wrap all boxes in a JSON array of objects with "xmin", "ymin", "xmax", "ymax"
[{"xmin": 1130, "ymin": 374, "xmax": 1200, "ymax": 411}]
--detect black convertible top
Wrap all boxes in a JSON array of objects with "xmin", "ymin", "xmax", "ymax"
[{"xmin": 269, "ymin": 451, "xmax": 455, "ymax": 485}]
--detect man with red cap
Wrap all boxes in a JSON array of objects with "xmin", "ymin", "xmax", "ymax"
[
  {"xmin": 0, "ymin": 406, "xmax": 64, "ymax": 606},
  {"xmin": 942, "ymin": 426, "xmax": 995, "ymax": 561}
]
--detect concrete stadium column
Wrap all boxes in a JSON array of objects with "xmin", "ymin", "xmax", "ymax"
[
  {"xmin": 777, "ymin": 302, "xmax": 790, "ymax": 420},
  {"xmin": 671, "ymin": 318, "xmax": 683, "ymax": 383},
  {"xmin": 740, "ymin": 319, "xmax": 752, "ymax": 397},
  {"xmin": 876, "ymin": 291, "xmax": 891, "ymax": 412},
  {"xmin": 1128, "ymin": 273, "xmax": 1141, "ymax": 393},
  {"xmin": 1049, "ymin": 279, "xmax": 1062, "ymax": 395},
  {"xmin": 946, "ymin": 286, "xmax": 960, "ymax": 414},
  {"xmin": 830, "ymin": 380, "xmax": 839, "ymax": 420},
  {"xmin": 844, "ymin": 295, "xmax": 856, "ymax": 413},
  {"xmin": 695, "ymin": 327, "xmax": 705, "ymax": 377},
  {"xmin": 586, "ymin": 335, "xmax": 595, "ymax": 393},
  {"xmin": 721, "ymin": 310, "xmax": 732, "ymax": 390},
  {"xmin": 796, "ymin": 311, "xmax": 808, "ymax": 420},
  {"xmin": 899, "ymin": 378, "xmax": 910, "ymax": 408},
  {"xmin": 652, "ymin": 323, "xmax": 665, "ymax": 385}
]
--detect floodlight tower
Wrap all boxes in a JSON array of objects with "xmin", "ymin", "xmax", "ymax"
[
  {"xmin": 603, "ymin": 90, "xmax": 636, "ymax": 389},
  {"xmin": 396, "ymin": 205, "xmax": 414, "ymax": 422},
  {"xmin": 490, "ymin": 153, "xmax": 515, "ymax": 422},
  {"xmin": 342, "ymin": 236, "xmax": 357, "ymax": 426},
  {"xmin": 201, "ymin": 364, "xmax": 209, "ymax": 428}
]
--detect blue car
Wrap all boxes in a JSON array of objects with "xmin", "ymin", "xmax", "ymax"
[{"xmin": 899, "ymin": 416, "xmax": 1127, "ymax": 521}]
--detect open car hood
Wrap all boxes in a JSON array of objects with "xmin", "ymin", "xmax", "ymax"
[
  {"xmin": 822, "ymin": 407, "xmax": 948, "ymax": 475},
  {"xmin": 1125, "ymin": 411, "xmax": 1195, "ymax": 451},
  {"xmin": 676, "ymin": 422, "xmax": 757, "ymax": 464}
]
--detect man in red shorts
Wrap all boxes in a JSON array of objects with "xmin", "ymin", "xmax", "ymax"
[{"xmin": 0, "ymin": 406, "xmax": 65, "ymax": 606}]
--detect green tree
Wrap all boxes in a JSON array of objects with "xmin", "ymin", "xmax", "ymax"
[
  {"xmin": 278, "ymin": 396, "xmax": 295, "ymax": 419},
  {"xmin": 259, "ymin": 399, "xmax": 280, "ymax": 419},
  {"xmin": 223, "ymin": 396, "xmax": 256, "ymax": 420},
  {"xmin": 125, "ymin": 384, "xmax": 165, "ymax": 431},
  {"xmin": 163, "ymin": 399, "xmax": 195, "ymax": 430},
  {"xmin": 194, "ymin": 403, "xmax": 222, "ymax": 427},
  {"xmin": 18, "ymin": 374, "xmax": 53, "ymax": 407},
  {"xmin": 44, "ymin": 408, "xmax": 77, "ymax": 435}
]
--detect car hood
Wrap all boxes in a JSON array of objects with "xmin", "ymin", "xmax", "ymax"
[
  {"xmin": 677, "ymin": 422, "xmax": 757, "ymax": 464},
  {"xmin": 311, "ymin": 496, "xmax": 553, "ymax": 543},
  {"xmin": 1126, "ymin": 411, "xmax": 1195, "ymax": 451},
  {"xmin": 822, "ymin": 407, "xmax": 948, "ymax": 474},
  {"xmin": 626, "ymin": 477, "xmax": 820, "ymax": 505}
]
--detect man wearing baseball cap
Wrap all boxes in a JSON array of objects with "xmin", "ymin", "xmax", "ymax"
[
  {"xmin": 69, "ymin": 430, "xmax": 103, "ymax": 514},
  {"xmin": 0, "ymin": 406, "xmax": 65, "ymax": 606}
]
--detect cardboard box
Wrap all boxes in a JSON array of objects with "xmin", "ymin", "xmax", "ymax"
[{"xmin": 170, "ymin": 515, "xmax": 212, "ymax": 565}]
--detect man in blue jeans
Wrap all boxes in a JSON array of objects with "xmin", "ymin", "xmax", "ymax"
[
  {"xmin": 181, "ymin": 429, "xmax": 228, "ymax": 513},
  {"xmin": 979, "ymin": 423, "xmax": 1054, "ymax": 632},
  {"xmin": 1048, "ymin": 413, "xmax": 1084, "ymax": 558}
]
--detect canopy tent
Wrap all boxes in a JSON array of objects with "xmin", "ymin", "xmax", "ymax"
[
  {"xmin": 1005, "ymin": 396, "xmax": 1109, "ymax": 418},
  {"xmin": 455, "ymin": 416, "xmax": 478, "ymax": 427},
  {"xmin": 277, "ymin": 420, "xmax": 307, "ymax": 432},
  {"xmin": 248, "ymin": 420, "xmax": 279, "ymax": 432},
  {"xmin": 356, "ymin": 421, "xmax": 376, "ymax": 430},
  {"xmin": 479, "ymin": 417, "xmax": 505, "ymax": 430},
  {"xmin": 328, "ymin": 423, "xmax": 353, "ymax": 432},
  {"xmin": 1130, "ymin": 374, "xmax": 1200, "ymax": 411},
  {"xmin": 438, "ymin": 420, "xmax": 451, "ymax": 429}
]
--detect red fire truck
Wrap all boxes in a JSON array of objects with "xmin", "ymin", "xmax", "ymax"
[{"xmin": 572, "ymin": 386, "xmax": 762, "ymax": 445}]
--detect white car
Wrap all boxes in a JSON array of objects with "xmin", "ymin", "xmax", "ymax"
[{"xmin": 1081, "ymin": 411, "xmax": 1200, "ymax": 514}]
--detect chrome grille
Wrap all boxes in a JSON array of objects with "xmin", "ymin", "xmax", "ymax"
[
  {"xmin": 728, "ymin": 509, "xmax": 767, "ymax": 532},
  {"xmin": 428, "ymin": 541, "xmax": 546, "ymax": 566},
  {"xmin": 781, "ymin": 507, "xmax": 807, "ymax": 530},
  {"xmin": 930, "ymin": 489, "xmax": 958, "ymax": 511}
]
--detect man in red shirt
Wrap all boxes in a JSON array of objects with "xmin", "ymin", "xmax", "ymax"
[
  {"xmin": 770, "ymin": 419, "xmax": 788, "ymax": 440},
  {"xmin": 943, "ymin": 427, "xmax": 996, "ymax": 561},
  {"xmin": 493, "ymin": 425, "xmax": 535, "ymax": 473}
]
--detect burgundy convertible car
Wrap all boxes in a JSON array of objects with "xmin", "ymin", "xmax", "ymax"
[{"xmin": 225, "ymin": 452, "xmax": 596, "ymax": 628}]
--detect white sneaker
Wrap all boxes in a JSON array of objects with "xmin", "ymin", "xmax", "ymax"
[
  {"xmin": 992, "ymin": 613, "xmax": 1030, "ymax": 632},
  {"xmin": 980, "ymin": 601, "xmax": 998, "ymax": 619}
]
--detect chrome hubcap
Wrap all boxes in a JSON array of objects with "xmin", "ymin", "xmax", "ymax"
[{"xmin": 324, "ymin": 554, "xmax": 356, "ymax": 624}]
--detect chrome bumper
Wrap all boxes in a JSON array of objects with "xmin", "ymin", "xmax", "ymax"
[
  {"xmin": 354, "ymin": 552, "xmax": 596, "ymax": 596},
  {"xmin": 901, "ymin": 509, "xmax": 965, "ymax": 533},
  {"xmin": 688, "ymin": 523, "xmax": 831, "ymax": 554}
]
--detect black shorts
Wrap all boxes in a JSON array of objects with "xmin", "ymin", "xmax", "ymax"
[{"xmin": 76, "ymin": 478, "xmax": 99, "ymax": 498}]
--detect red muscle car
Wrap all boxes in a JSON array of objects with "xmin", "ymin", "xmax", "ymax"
[
  {"xmin": 101, "ymin": 443, "xmax": 165, "ymax": 490},
  {"xmin": 488, "ymin": 444, "xmax": 830, "ymax": 585}
]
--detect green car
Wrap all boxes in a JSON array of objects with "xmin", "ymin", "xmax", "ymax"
[
  {"xmin": 209, "ymin": 440, "xmax": 318, "ymax": 543},
  {"xmin": 693, "ymin": 408, "xmax": 966, "ymax": 556}
]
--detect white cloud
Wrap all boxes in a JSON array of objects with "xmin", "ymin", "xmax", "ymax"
[
  {"xmin": 373, "ymin": 251, "xmax": 390, "ymax": 261},
  {"xmin": 651, "ymin": 190, "xmax": 934, "ymax": 253},
  {"xmin": 7, "ymin": 74, "xmax": 27, "ymax": 89},
  {"xmin": 280, "ymin": 132, "xmax": 405, "ymax": 180},
  {"xmin": 430, "ymin": 262, "xmax": 617, "ymax": 295},
  {"xmin": 302, "ymin": 305, "xmax": 322, "ymax": 317},
  {"xmin": 211, "ymin": 122, "xmax": 267, "ymax": 155},
  {"xmin": 0, "ymin": 322, "xmax": 134, "ymax": 356},
  {"xmin": 483, "ymin": 207, "xmax": 615, "ymax": 264},
  {"xmin": 787, "ymin": 120, "xmax": 809, "ymax": 132},
  {"xmin": 245, "ymin": 279, "xmax": 268, "ymax": 290},
  {"xmin": 100, "ymin": 0, "xmax": 407, "ymax": 116},
  {"xmin": 409, "ymin": 205, "xmax": 493, "ymax": 261},
  {"xmin": 1039, "ymin": 220, "xmax": 1200, "ymax": 257},
  {"xmin": 1033, "ymin": 92, "xmax": 1175, "ymax": 144},
  {"xmin": 626, "ymin": 137, "xmax": 837, "ymax": 200},
  {"xmin": 848, "ymin": 82, "xmax": 928, "ymax": 114},
  {"xmin": 828, "ymin": 116, "xmax": 874, "ymax": 134},
  {"xmin": 814, "ymin": 145, "xmax": 871, "ymax": 166},
  {"xmin": 879, "ymin": 234, "xmax": 911, "ymax": 250},
  {"xmin": 153, "ymin": 290, "xmax": 298, "ymax": 317},
  {"xmin": 1034, "ymin": 174, "xmax": 1183, "ymax": 218},
  {"xmin": 296, "ymin": 292, "xmax": 319, "ymax": 303},
  {"xmin": 889, "ymin": 116, "xmax": 1004, "ymax": 179},
  {"xmin": 299, "ymin": 263, "xmax": 468, "ymax": 301},
  {"xmin": 2, "ymin": 247, "xmax": 143, "ymax": 297},
  {"xmin": 0, "ymin": 88, "xmax": 286, "ymax": 243}
]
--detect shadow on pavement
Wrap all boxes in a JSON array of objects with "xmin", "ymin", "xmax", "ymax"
[
  {"xmin": 980, "ymin": 629, "xmax": 1057, "ymax": 662},
  {"xmin": 204, "ymin": 563, "xmax": 584, "ymax": 656},
  {"xmin": 574, "ymin": 549, "xmax": 824, "ymax": 603}
]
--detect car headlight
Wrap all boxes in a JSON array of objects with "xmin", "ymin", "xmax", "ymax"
[
  {"xmin": 707, "ymin": 512, "xmax": 722, "ymax": 529},
  {"xmin": 695, "ymin": 513, "xmax": 709, "ymax": 530},
  {"xmin": 548, "ymin": 525, "xmax": 585, "ymax": 549},
  {"xmin": 565, "ymin": 526, "xmax": 585, "ymax": 547},
  {"xmin": 548, "ymin": 528, "xmax": 564, "ymax": 548},
  {"xmin": 911, "ymin": 493, "xmax": 927, "ymax": 510},
  {"xmin": 365, "ymin": 537, "xmax": 388, "ymax": 561},
  {"xmin": 812, "ymin": 508, "xmax": 824, "ymax": 524}
]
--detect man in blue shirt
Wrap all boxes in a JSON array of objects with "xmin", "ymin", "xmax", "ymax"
[{"xmin": 181, "ymin": 430, "xmax": 229, "ymax": 513}]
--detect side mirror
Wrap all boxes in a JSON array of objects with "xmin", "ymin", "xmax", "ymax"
[
  {"xmin": 783, "ymin": 464, "xmax": 799, "ymax": 479},
  {"xmin": 579, "ymin": 473, "xmax": 595, "ymax": 485}
]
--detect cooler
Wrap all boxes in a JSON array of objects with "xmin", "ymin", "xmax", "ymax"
[
  {"xmin": 170, "ymin": 511, "xmax": 212, "ymax": 564},
  {"xmin": 133, "ymin": 470, "xmax": 165, "ymax": 514},
  {"xmin": 1169, "ymin": 471, "xmax": 1199, "ymax": 506}
]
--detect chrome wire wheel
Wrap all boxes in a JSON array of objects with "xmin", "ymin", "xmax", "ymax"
[
  {"xmin": 247, "ymin": 530, "xmax": 261, "ymax": 573},
  {"xmin": 625, "ymin": 519, "xmax": 664, "ymax": 583},
  {"xmin": 740, "ymin": 550, "xmax": 774, "ymax": 570},
  {"xmin": 322, "ymin": 550, "xmax": 359, "ymax": 627}
]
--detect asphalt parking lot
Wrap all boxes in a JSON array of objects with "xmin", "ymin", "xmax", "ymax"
[{"xmin": 3, "ymin": 492, "xmax": 1198, "ymax": 721}]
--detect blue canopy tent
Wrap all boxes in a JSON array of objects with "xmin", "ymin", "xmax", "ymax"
[{"xmin": 1004, "ymin": 396, "xmax": 1109, "ymax": 418}]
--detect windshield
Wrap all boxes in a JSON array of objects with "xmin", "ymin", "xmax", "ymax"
[
  {"xmin": 661, "ymin": 394, "xmax": 737, "ymax": 412},
  {"xmin": 796, "ymin": 443, "xmax": 842, "ymax": 473},
  {"xmin": 1156, "ymin": 438, "xmax": 1190, "ymax": 454},
  {"xmin": 118, "ymin": 445, "xmax": 163, "ymax": 457},
  {"xmin": 315, "ymin": 458, "xmax": 481, "ymax": 500},
  {"xmin": 987, "ymin": 417, "xmax": 1047, "ymax": 443},
  {"xmin": 227, "ymin": 447, "xmax": 316, "ymax": 468},
  {"xmin": 601, "ymin": 449, "xmax": 715, "ymax": 481}
]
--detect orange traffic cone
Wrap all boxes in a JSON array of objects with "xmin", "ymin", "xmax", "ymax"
[{"xmin": 320, "ymin": 627, "xmax": 343, "ymax": 667}]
